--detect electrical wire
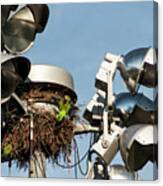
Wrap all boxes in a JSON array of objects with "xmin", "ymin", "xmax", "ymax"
[
  {"xmin": 73, "ymin": 138, "xmax": 88, "ymax": 176},
  {"xmin": 27, "ymin": 111, "xmax": 95, "ymax": 177},
  {"xmin": 71, "ymin": 133, "xmax": 94, "ymax": 176},
  {"xmin": 39, "ymin": 132, "xmax": 93, "ymax": 173},
  {"xmin": 55, "ymin": 133, "xmax": 93, "ymax": 171},
  {"xmin": 74, "ymin": 144, "xmax": 78, "ymax": 178}
]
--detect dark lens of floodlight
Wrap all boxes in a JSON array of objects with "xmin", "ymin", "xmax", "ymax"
[
  {"xmin": 2, "ymin": 5, "xmax": 49, "ymax": 54},
  {"xmin": 139, "ymin": 62, "xmax": 157, "ymax": 87},
  {"xmin": 120, "ymin": 124, "xmax": 157, "ymax": 171},
  {"xmin": 1, "ymin": 56, "xmax": 31, "ymax": 99},
  {"xmin": 83, "ymin": 92, "xmax": 105, "ymax": 126},
  {"xmin": 27, "ymin": 4, "xmax": 49, "ymax": 33},
  {"xmin": 3, "ymin": 19, "xmax": 36, "ymax": 54},
  {"xmin": 114, "ymin": 93, "xmax": 156, "ymax": 126},
  {"xmin": 2, "ymin": 6, "xmax": 37, "ymax": 54},
  {"xmin": 124, "ymin": 47, "xmax": 157, "ymax": 90}
]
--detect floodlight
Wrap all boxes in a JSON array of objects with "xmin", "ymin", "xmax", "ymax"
[
  {"xmin": 83, "ymin": 90, "xmax": 106, "ymax": 126},
  {"xmin": 94, "ymin": 48, "xmax": 157, "ymax": 94},
  {"xmin": 123, "ymin": 47, "xmax": 157, "ymax": 92},
  {"xmin": 2, "ymin": 4, "xmax": 49, "ymax": 54},
  {"xmin": 95, "ymin": 60, "xmax": 111, "ymax": 92},
  {"xmin": 1, "ymin": 54, "xmax": 31, "ymax": 102},
  {"xmin": 107, "ymin": 164, "xmax": 136, "ymax": 180},
  {"xmin": 95, "ymin": 54, "xmax": 123, "ymax": 92},
  {"xmin": 120, "ymin": 124, "xmax": 158, "ymax": 171},
  {"xmin": 114, "ymin": 92, "xmax": 156, "ymax": 126}
]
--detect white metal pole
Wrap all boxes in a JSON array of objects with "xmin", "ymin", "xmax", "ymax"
[
  {"xmin": 28, "ymin": 114, "xmax": 46, "ymax": 178},
  {"xmin": 29, "ymin": 150, "xmax": 46, "ymax": 178}
]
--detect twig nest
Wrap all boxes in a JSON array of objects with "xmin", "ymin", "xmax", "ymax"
[{"xmin": 2, "ymin": 87, "xmax": 78, "ymax": 169}]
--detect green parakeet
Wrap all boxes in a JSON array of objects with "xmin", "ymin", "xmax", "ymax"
[
  {"xmin": 3, "ymin": 144, "xmax": 13, "ymax": 157},
  {"xmin": 56, "ymin": 95, "xmax": 71, "ymax": 122}
]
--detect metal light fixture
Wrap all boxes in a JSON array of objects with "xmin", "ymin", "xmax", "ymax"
[
  {"xmin": 120, "ymin": 124, "xmax": 158, "ymax": 171},
  {"xmin": 94, "ymin": 47, "xmax": 157, "ymax": 94},
  {"xmin": 123, "ymin": 47, "xmax": 157, "ymax": 92},
  {"xmin": 1, "ymin": 54, "xmax": 31, "ymax": 103},
  {"xmin": 95, "ymin": 60, "xmax": 111, "ymax": 92},
  {"xmin": 84, "ymin": 49, "xmax": 158, "ymax": 179},
  {"xmin": 83, "ymin": 90, "xmax": 106, "ymax": 126},
  {"xmin": 2, "ymin": 4, "xmax": 49, "ymax": 54},
  {"xmin": 114, "ymin": 92, "xmax": 156, "ymax": 127}
]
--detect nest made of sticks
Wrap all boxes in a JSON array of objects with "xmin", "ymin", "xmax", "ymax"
[{"xmin": 1, "ymin": 87, "xmax": 78, "ymax": 169}]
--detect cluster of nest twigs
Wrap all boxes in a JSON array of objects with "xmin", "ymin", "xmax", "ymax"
[{"xmin": 1, "ymin": 87, "xmax": 78, "ymax": 169}]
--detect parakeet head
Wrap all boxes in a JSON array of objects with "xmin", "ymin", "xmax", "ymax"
[{"xmin": 64, "ymin": 95, "xmax": 71, "ymax": 102}]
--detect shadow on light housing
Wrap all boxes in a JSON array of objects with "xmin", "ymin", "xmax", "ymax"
[
  {"xmin": 124, "ymin": 47, "xmax": 157, "ymax": 91},
  {"xmin": 120, "ymin": 124, "xmax": 158, "ymax": 171},
  {"xmin": 114, "ymin": 92, "xmax": 156, "ymax": 127},
  {"xmin": 1, "ymin": 55, "xmax": 31, "ymax": 101}
]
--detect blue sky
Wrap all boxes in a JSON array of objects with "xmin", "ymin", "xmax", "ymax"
[{"xmin": 1, "ymin": 1, "xmax": 157, "ymax": 180}]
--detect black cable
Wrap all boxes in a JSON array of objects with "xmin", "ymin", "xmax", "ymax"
[
  {"xmin": 54, "ymin": 147, "xmax": 89, "ymax": 169},
  {"xmin": 74, "ymin": 144, "xmax": 78, "ymax": 178},
  {"xmin": 73, "ymin": 133, "xmax": 93, "ymax": 176},
  {"xmin": 37, "ymin": 130, "xmax": 95, "ymax": 179},
  {"xmin": 55, "ymin": 133, "xmax": 94, "ymax": 170},
  {"xmin": 39, "ymin": 139, "xmax": 83, "ymax": 169},
  {"xmin": 74, "ymin": 134, "xmax": 92, "ymax": 176},
  {"xmin": 39, "ymin": 134, "xmax": 92, "ymax": 170},
  {"xmin": 74, "ymin": 138, "xmax": 87, "ymax": 176}
]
